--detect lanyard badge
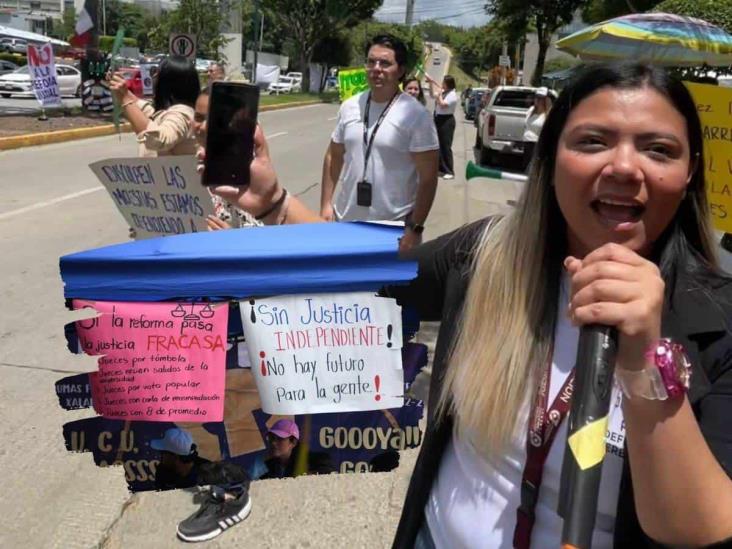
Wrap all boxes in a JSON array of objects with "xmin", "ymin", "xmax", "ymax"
[{"xmin": 358, "ymin": 92, "xmax": 400, "ymax": 207}]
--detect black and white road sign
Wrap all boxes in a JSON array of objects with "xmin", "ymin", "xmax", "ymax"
[{"xmin": 169, "ymin": 34, "xmax": 197, "ymax": 59}]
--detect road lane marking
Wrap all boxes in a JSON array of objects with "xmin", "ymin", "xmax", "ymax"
[
  {"xmin": 0, "ymin": 186, "xmax": 104, "ymax": 221},
  {"xmin": 1, "ymin": 131, "xmax": 289, "ymax": 220},
  {"xmin": 327, "ymin": 116, "xmax": 338, "ymax": 121}
]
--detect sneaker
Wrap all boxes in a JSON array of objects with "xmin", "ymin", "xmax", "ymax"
[
  {"xmin": 443, "ymin": 173, "xmax": 455, "ymax": 180},
  {"xmin": 176, "ymin": 487, "xmax": 252, "ymax": 542}
]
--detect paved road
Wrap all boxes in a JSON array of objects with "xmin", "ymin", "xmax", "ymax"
[
  {"xmin": 0, "ymin": 102, "xmax": 519, "ymax": 548},
  {"xmin": 0, "ymin": 95, "xmax": 82, "ymax": 115}
]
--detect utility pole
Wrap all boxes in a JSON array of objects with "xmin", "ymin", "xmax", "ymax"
[
  {"xmin": 252, "ymin": 0, "xmax": 260, "ymax": 84},
  {"xmin": 405, "ymin": 0, "xmax": 415, "ymax": 27}
]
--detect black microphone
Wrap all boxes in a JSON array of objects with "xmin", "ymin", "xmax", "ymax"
[{"xmin": 559, "ymin": 324, "xmax": 618, "ymax": 549}]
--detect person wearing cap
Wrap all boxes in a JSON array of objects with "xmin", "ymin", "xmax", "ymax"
[
  {"xmin": 522, "ymin": 86, "xmax": 553, "ymax": 171},
  {"xmin": 260, "ymin": 419, "xmax": 335, "ymax": 479},
  {"xmin": 151, "ymin": 427, "xmax": 212, "ymax": 490},
  {"xmin": 151, "ymin": 428, "xmax": 253, "ymax": 542}
]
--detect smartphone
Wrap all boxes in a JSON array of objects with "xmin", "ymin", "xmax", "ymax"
[{"xmin": 202, "ymin": 81, "xmax": 259, "ymax": 186}]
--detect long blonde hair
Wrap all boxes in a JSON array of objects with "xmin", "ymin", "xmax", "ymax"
[
  {"xmin": 435, "ymin": 161, "xmax": 562, "ymax": 454},
  {"xmin": 436, "ymin": 63, "xmax": 720, "ymax": 456}
]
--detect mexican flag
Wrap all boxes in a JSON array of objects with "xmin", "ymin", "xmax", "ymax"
[{"xmin": 70, "ymin": 0, "xmax": 95, "ymax": 48}]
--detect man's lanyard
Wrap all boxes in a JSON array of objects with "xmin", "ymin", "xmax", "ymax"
[
  {"xmin": 361, "ymin": 91, "xmax": 400, "ymax": 182},
  {"xmin": 513, "ymin": 352, "xmax": 575, "ymax": 549}
]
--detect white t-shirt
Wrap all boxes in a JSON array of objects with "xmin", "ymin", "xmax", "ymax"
[
  {"xmin": 331, "ymin": 91, "xmax": 439, "ymax": 221},
  {"xmin": 435, "ymin": 89, "xmax": 458, "ymax": 115},
  {"xmin": 425, "ymin": 290, "xmax": 626, "ymax": 548},
  {"xmin": 524, "ymin": 106, "xmax": 547, "ymax": 142}
]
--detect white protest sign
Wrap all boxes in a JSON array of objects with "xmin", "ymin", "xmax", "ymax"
[
  {"xmin": 89, "ymin": 156, "xmax": 215, "ymax": 239},
  {"xmin": 240, "ymin": 292, "xmax": 404, "ymax": 414},
  {"xmin": 27, "ymin": 43, "xmax": 61, "ymax": 108}
]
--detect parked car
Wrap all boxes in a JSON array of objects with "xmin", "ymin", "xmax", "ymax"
[
  {"xmin": 475, "ymin": 86, "xmax": 545, "ymax": 167},
  {"xmin": 0, "ymin": 60, "xmax": 18, "ymax": 76},
  {"xmin": 118, "ymin": 67, "xmax": 144, "ymax": 97},
  {"xmin": 195, "ymin": 58, "xmax": 215, "ymax": 73},
  {"xmin": 285, "ymin": 71, "xmax": 303, "ymax": 85},
  {"xmin": 0, "ymin": 64, "xmax": 82, "ymax": 98},
  {"xmin": 267, "ymin": 76, "xmax": 301, "ymax": 94},
  {"xmin": 465, "ymin": 88, "xmax": 489, "ymax": 121},
  {"xmin": 0, "ymin": 38, "xmax": 28, "ymax": 54}
]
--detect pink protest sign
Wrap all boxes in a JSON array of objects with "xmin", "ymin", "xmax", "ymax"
[{"xmin": 72, "ymin": 299, "xmax": 228, "ymax": 422}]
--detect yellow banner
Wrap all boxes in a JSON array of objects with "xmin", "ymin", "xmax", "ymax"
[
  {"xmin": 686, "ymin": 82, "xmax": 732, "ymax": 233},
  {"xmin": 338, "ymin": 67, "xmax": 369, "ymax": 102}
]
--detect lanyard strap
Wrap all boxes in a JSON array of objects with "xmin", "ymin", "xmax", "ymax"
[
  {"xmin": 361, "ymin": 91, "xmax": 400, "ymax": 182},
  {"xmin": 513, "ymin": 357, "xmax": 575, "ymax": 549}
]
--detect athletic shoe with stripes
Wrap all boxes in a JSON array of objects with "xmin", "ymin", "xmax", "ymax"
[{"xmin": 176, "ymin": 487, "xmax": 252, "ymax": 542}]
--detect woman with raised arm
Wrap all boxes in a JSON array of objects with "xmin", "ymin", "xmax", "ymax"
[{"xmin": 109, "ymin": 55, "xmax": 199, "ymax": 158}]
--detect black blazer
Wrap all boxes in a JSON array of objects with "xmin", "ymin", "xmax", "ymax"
[{"xmin": 387, "ymin": 219, "xmax": 732, "ymax": 548}]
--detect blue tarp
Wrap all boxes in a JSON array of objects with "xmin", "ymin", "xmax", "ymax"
[{"xmin": 60, "ymin": 222, "xmax": 418, "ymax": 301}]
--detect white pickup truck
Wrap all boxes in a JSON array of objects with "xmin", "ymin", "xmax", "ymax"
[{"xmin": 475, "ymin": 86, "xmax": 539, "ymax": 167}]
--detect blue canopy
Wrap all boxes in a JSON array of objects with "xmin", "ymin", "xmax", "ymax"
[{"xmin": 60, "ymin": 222, "xmax": 418, "ymax": 301}]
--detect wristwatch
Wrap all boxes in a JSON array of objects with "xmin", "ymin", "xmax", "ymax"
[
  {"xmin": 405, "ymin": 219, "xmax": 425, "ymax": 234},
  {"xmin": 615, "ymin": 339, "xmax": 691, "ymax": 400}
]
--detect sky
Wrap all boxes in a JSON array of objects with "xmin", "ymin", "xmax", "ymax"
[{"xmin": 374, "ymin": 0, "xmax": 491, "ymax": 28}]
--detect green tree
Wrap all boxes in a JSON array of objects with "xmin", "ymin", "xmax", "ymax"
[
  {"xmin": 487, "ymin": 0, "xmax": 591, "ymax": 85},
  {"xmin": 148, "ymin": 0, "xmax": 230, "ymax": 59},
  {"xmin": 346, "ymin": 20, "xmax": 424, "ymax": 73},
  {"xmin": 414, "ymin": 20, "xmax": 452, "ymax": 43},
  {"xmin": 581, "ymin": 0, "xmax": 662, "ymax": 24},
  {"xmin": 260, "ymin": 0, "xmax": 382, "ymax": 90},
  {"xmin": 445, "ymin": 23, "xmax": 507, "ymax": 77},
  {"xmin": 652, "ymin": 0, "xmax": 732, "ymax": 33},
  {"xmin": 50, "ymin": 7, "xmax": 77, "ymax": 41}
]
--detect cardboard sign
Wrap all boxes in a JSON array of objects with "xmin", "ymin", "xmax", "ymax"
[
  {"xmin": 73, "ymin": 299, "xmax": 228, "ymax": 422},
  {"xmin": 240, "ymin": 292, "xmax": 404, "ymax": 414},
  {"xmin": 89, "ymin": 156, "xmax": 215, "ymax": 239},
  {"xmin": 27, "ymin": 43, "xmax": 61, "ymax": 107},
  {"xmin": 338, "ymin": 67, "xmax": 369, "ymax": 102},
  {"xmin": 169, "ymin": 33, "xmax": 197, "ymax": 59},
  {"xmin": 686, "ymin": 82, "xmax": 732, "ymax": 233}
]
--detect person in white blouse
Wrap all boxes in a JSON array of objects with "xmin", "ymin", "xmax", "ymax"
[
  {"xmin": 523, "ymin": 87, "xmax": 552, "ymax": 171},
  {"xmin": 426, "ymin": 74, "xmax": 459, "ymax": 179}
]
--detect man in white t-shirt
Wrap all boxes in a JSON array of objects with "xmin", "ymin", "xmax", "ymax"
[{"xmin": 320, "ymin": 34, "xmax": 439, "ymax": 252}]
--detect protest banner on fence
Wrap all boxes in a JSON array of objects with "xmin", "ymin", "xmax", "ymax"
[
  {"xmin": 89, "ymin": 156, "xmax": 215, "ymax": 239},
  {"xmin": 338, "ymin": 67, "xmax": 369, "ymax": 101},
  {"xmin": 73, "ymin": 299, "xmax": 228, "ymax": 422},
  {"xmin": 27, "ymin": 43, "xmax": 62, "ymax": 108},
  {"xmin": 241, "ymin": 292, "xmax": 404, "ymax": 414},
  {"xmin": 686, "ymin": 82, "xmax": 732, "ymax": 233}
]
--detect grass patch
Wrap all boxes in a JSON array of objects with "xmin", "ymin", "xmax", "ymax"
[
  {"xmin": 260, "ymin": 91, "xmax": 339, "ymax": 106},
  {"xmin": 443, "ymin": 48, "xmax": 481, "ymax": 91}
]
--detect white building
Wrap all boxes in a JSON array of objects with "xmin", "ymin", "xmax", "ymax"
[{"xmin": 0, "ymin": 0, "xmax": 66, "ymax": 34}]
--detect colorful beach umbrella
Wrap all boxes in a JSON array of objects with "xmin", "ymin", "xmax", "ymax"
[{"xmin": 556, "ymin": 13, "xmax": 732, "ymax": 67}]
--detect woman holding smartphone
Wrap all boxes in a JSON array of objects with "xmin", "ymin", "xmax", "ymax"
[{"xmin": 109, "ymin": 55, "xmax": 199, "ymax": 158}]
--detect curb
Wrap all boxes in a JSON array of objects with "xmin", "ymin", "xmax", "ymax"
[
  {"xmin": 0, "ymin": 123, "xmax": 133, "ymax": 151},
  {"xmin": 0, "ymin": 99, "xmax": 334, "ymax": 152}
]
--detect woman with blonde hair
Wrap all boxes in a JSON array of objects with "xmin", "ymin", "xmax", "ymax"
[
  {"xmin": 386, "ymin": 62, "xmax": 732, "ymax": 548},
  {"xmin": 208, "ymin": 64, "xmax": 732, "ymax": 547}
]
